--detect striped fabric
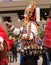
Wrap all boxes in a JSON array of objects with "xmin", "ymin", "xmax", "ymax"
[
  {"xmin": 27, "ymin": 23, "xmax": 31, "ymax": 39},
  {"xmin": 22, "ymin": 23, "xmax": 31, "ymax": 39},
  {"xmin": 23, "ymin": 24, "xmax": 27, "ymax": 34}
]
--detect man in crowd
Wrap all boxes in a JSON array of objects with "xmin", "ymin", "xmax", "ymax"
[{"xmin": 42, "ymin": 8, "xmax": 51, "ymax": 65}]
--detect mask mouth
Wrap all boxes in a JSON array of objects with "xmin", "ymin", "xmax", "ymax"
[{"xmin": 0, "ymin": 43, "xmax": 4, "ymax": 51}]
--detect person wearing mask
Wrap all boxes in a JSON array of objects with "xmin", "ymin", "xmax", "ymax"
[{"xmin": 4, "ymin": 1, "xmax": 39, "ymax": 65}]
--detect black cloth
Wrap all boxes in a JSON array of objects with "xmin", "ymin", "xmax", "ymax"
[
  {"xmin": 42, "ymin": 53, "xmax": 47, "ymax": 65},
  {"xmin": 20, "ymin": 50, "xmax": 39, "ymax": 65},
  {"xmin": 12, "ymin": 41, "xmax": 17, "ymax": 53}
]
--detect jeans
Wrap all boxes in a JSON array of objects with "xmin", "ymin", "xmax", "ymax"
[
  {"xmin": 42, "ymin": 49, "xmax": 50, "ymax": 65},
  {"xmin": 45, "ymin": 51, "xmax": 50, "ymax": 65}
]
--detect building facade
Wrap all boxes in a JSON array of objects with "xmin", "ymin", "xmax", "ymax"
[{"xmin": 0, "ymin": 0, "xmax": 51, "ymax": 28}]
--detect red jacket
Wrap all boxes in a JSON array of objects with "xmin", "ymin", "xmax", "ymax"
[{"xmin": 43, "ymin": 18, "xmax": 51, "ymax": 48}]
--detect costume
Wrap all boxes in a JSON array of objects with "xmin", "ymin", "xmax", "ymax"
[
  {"xmin": 5, "ymin": 1, "xmax": 40, "ymax": 65},
  {"xmin": 0, "ymin": 24, "xmax": 9, "ymax": 65}
]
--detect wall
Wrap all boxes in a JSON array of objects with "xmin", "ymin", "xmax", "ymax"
[{"xmin": 0, "ymin": 0, "xmax": 51, "ymax": 11}]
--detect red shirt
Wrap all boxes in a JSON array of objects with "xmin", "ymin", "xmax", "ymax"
[
  {"xmin": 8, "ymin": 39, "xmax": 14, "ymax": 50},
  {"xmin": 43, "ymin": 18, "xmax": 51, "ymax": 48}
]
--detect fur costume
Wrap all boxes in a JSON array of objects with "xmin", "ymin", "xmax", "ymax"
[
  {"xmin": 0, "ymin": 24, "xmax": 9, "ymax": 65},
  {"xmin": 5, "ymin": 1, "xmax": 40, "ymax": 65}
]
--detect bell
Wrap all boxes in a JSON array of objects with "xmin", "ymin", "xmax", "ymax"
[{"xmin": 21, "ymin": 49, "xmax": 24, "ymax": 53}]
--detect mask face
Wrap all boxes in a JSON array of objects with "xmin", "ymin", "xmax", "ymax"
[{"xmin": 0, "ymin": 42, "xmax": 4, "ymax": 51}]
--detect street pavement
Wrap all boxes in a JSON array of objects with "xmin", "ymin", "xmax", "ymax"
[{"xmin": 8, "ymin": 62, "xmax": 20, "ymax": 65}]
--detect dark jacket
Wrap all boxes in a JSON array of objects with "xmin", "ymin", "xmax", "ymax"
[{"xmin": 12, "ymin": 41, "xmax": 17, "ymax": 53}]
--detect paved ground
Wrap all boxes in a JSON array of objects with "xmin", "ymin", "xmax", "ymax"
[{"xmin": 8, "ymin": 62, "xmax": 20, "ymax": 65}]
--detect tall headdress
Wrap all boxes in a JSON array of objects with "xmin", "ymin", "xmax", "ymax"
[{"xmin": 24, "ymin": 1, "xmax": 36, "ymax": 22}]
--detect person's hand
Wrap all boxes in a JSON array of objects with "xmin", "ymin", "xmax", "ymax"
[{"xmin": 4, "ymin": 21, "xmax": 12, "ymax": 27}]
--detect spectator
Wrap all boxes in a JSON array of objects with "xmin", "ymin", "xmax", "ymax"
[
  {"xmin": 42, "ymin": 9, "xmax": 51, "ymax": 65},
  {"xmin": 12, "ymin": 37, "xmax": 17, "ymax": 62},
  {"xmin": 8, "ymin": 36, "xmax": 14, "ymax": 62},
  {"xmin": 8, "ymin": 36, "xmax": 14, "ymax": 51}
]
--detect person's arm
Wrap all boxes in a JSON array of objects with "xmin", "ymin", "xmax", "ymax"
[{"xmin": 5, "ymin": 21, "xmax": 20, "ymax": 35}]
